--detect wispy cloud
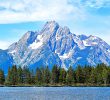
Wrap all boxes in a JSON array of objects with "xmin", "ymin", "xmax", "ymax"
[
  {"xmin": 0, "ymin": 0, "xmax": 109, "ymax": 24},
  {"xmin": 83, "ymin": 0, "xmax": 110, "ymax": 8},
  {"xmin": 0, "ymin": 40, "xmax": 12, "ymax": 50},
  {"xmin": 0, "ymin": 0, "xmax": 87, "ymax": 24}
]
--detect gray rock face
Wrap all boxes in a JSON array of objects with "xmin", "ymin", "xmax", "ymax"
[{"xmin": 1, "ymin": 21, "xmax": 110, "ymax": 71}]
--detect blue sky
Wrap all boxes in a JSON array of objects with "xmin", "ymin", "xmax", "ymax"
[{"xmin": 0, "ymin": 0, "xmax": 110, "ymax": 49}]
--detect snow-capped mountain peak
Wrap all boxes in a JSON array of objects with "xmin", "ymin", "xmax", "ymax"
[{"xmin": 0, "ymin": 21, "xmax": 110, "ymax": 72}]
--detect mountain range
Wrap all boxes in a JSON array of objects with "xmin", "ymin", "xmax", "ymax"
[{"xmin": 1, "ymin": 21, "xmax": 110, "ymax": 73}]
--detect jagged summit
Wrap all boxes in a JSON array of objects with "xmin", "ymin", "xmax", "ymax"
[
  {"xmin": 42, "ymin": 21, "xmax": 59, "ymax": 30},
  {"xmin": 0, "ymin": 21, "xmax": 110, "ymax": 73}
]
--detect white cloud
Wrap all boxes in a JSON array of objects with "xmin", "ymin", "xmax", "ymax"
[
  {"xmin": 0, "ymin": 41, "xmax": 12, "ymax": 50},
  {"xmin": 0, "ymin": 0, "xmax": 86, "ymax": 24},
  {"xmin": 84, "ymin": 0, "xmax": 110, "ymax": 8},
  {"xmin": 0, "ymin": 0, "xmax": 109, "ymax": 24}
]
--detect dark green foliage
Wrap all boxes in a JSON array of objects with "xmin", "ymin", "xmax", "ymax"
[
  {"xmin": 30, "ymin": 70, "xmax": 35, "ymax": 84},
  {"xmin": 5, "ymin": 65, "xmax": 18, "ymax": 85},
  {"xmin": 89, "ymin": 67, "xmax": 97, "ymax": 84},
  {"xmin": 102, "ymin": 65, "xmax": 108, "ymax": 85},
  {"xmin": 66, "ymin": 66, "xmax": 74, "ymax": 85},
  {"xmin": 17, "ymin": 66, "xmax": 23, "ymax": 84},
  {"xmin": 75, "ymin": 65, "xmax": 84, "ymax": 83},
  {"xmin": 3, "ymin": 63, "xmax": 110, "ymax": 86},
  {"xmin": 0, "ymin": 69, "xmax": 5, "ymax": 85},
  {"xmin": 51, "ymin": 65, "xmax": 60, "ymax": 84},
  {"xmin": 43, "ymin": 66, "xmax": 50, "ymax": 84},
  {"xmin": 83, "ymin": 66, "xmax": 92, "ymax": 83},
  {"xmin": 11, "ymin": 65, "xmax": 18, "ymax": 85},
  {"xmin": 22, "ymin": 67, "xmax": 31, "ymax": 84},
  {"xmin": 5, "ymin": 67, "xmax": 12, "ymax": 85},
  {"xmin": 59, "ymin": 68, "xmax": 66, "ymax": 84},
  {"xmin": 35, "ymin": 68, "xmax": 43, "ymax": 84},
  {"xmin": 96, "ymin": 63, "xmax": 109, "ymax": 85}
]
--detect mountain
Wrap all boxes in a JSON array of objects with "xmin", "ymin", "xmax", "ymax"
[
  {"xmin": 1, "ymin": 21, "xmax": 110, "ymax": 73},
  {"xmin": 0, "ymin": 49, "xmax": 13, "ymax": 72}
]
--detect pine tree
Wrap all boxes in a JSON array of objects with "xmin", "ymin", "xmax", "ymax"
[
  {"xmin": 22, "ymin": 67, "xmax": 31, "ymax": 84},
  {"xmin": 17, "ymin": 66, "xmax": 23, "ymax": 84},
  {"xmin": 40, "ymin": 67, "xmax": 45, "ymax": 83},
  {"xmin": 102, "ymin": 64, "xmax": 108, "ymax": 85},
  {"xmin": 59, "ymin": 68, "xmax": 66, "ymax": 84},
  {"xmin": 35, "ymin": 67, "xmax": 42, "ymax": 84},
  {"xmin": 89, "ymin": 67, "xmax": 97, "ymax": 84},
  {"xmin": 83, "ymin": 65, "xmax": 92, "ymax": 83},
  {"xmin": 5, "ymin": 67, "xmax": 12, "ymax": 85},
  {"xmin": 96, "ymin": 64, "xmax": 104, "ymax": 85},
  {"xmin": 0, "ymin": 69, "xmax": 5, "ymax": 85},
  {"xmin": 51, "ymin": 65, "xmax": 60, "ymax": 84},
  {"xmin": 11, "ymin": 65, "xmax": 18, "ymax": 85},
  {"xmin": 30, "ymin": 69, "xmax": 35, "ymax": 84},
  {"xmin": 66, "ymin": 66, "xmax": 74, "ymax": 85},
  {"xmin": 75, "ymin": 65, "xmax": 84, "ymax": 83},
  {"xmin": 44, "ymin": 66, "xmax": 50, "ymax": 84}
]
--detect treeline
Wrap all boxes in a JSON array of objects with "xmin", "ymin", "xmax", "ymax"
[{"xmin": 0, "ymin": 63, "xmax": 110, "ymax": 86}]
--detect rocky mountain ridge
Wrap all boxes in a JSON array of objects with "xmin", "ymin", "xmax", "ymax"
[{"xmin": 1, "ymin": 21, "xmax": 110, "ymax": 72}]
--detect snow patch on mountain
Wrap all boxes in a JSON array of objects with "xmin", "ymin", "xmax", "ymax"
[
  {"xmin": 56, "ymin": 34, "xmax": 61, "ymax": 40},
  {"xmin": 73, "ymin": 35, "xmax": 85, "ymax": 49},
  {"xmin": 107, "ymin": 49, "xmax": 110, "ymax": 53},
  {"xmin": 77, "ymin": 57, "xmax": 82, "ymax": 60},
  {"xmin": 29, "ymin": 34, "xmax": 43, "ymax": 49},
  {"xmin": 59, "ymin": 54, "xmax": 69, "ymax": 59},
  {"xmin": 9, "ymin": 50, "xmax": 16, "ymax": 54},
  {"xmin": 83, "ymin": 40, "xmax": 91, "ymax": 46},
  {"xmin": 29, "ymin": 40, "xmax": 43, "ymax": 49}
]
